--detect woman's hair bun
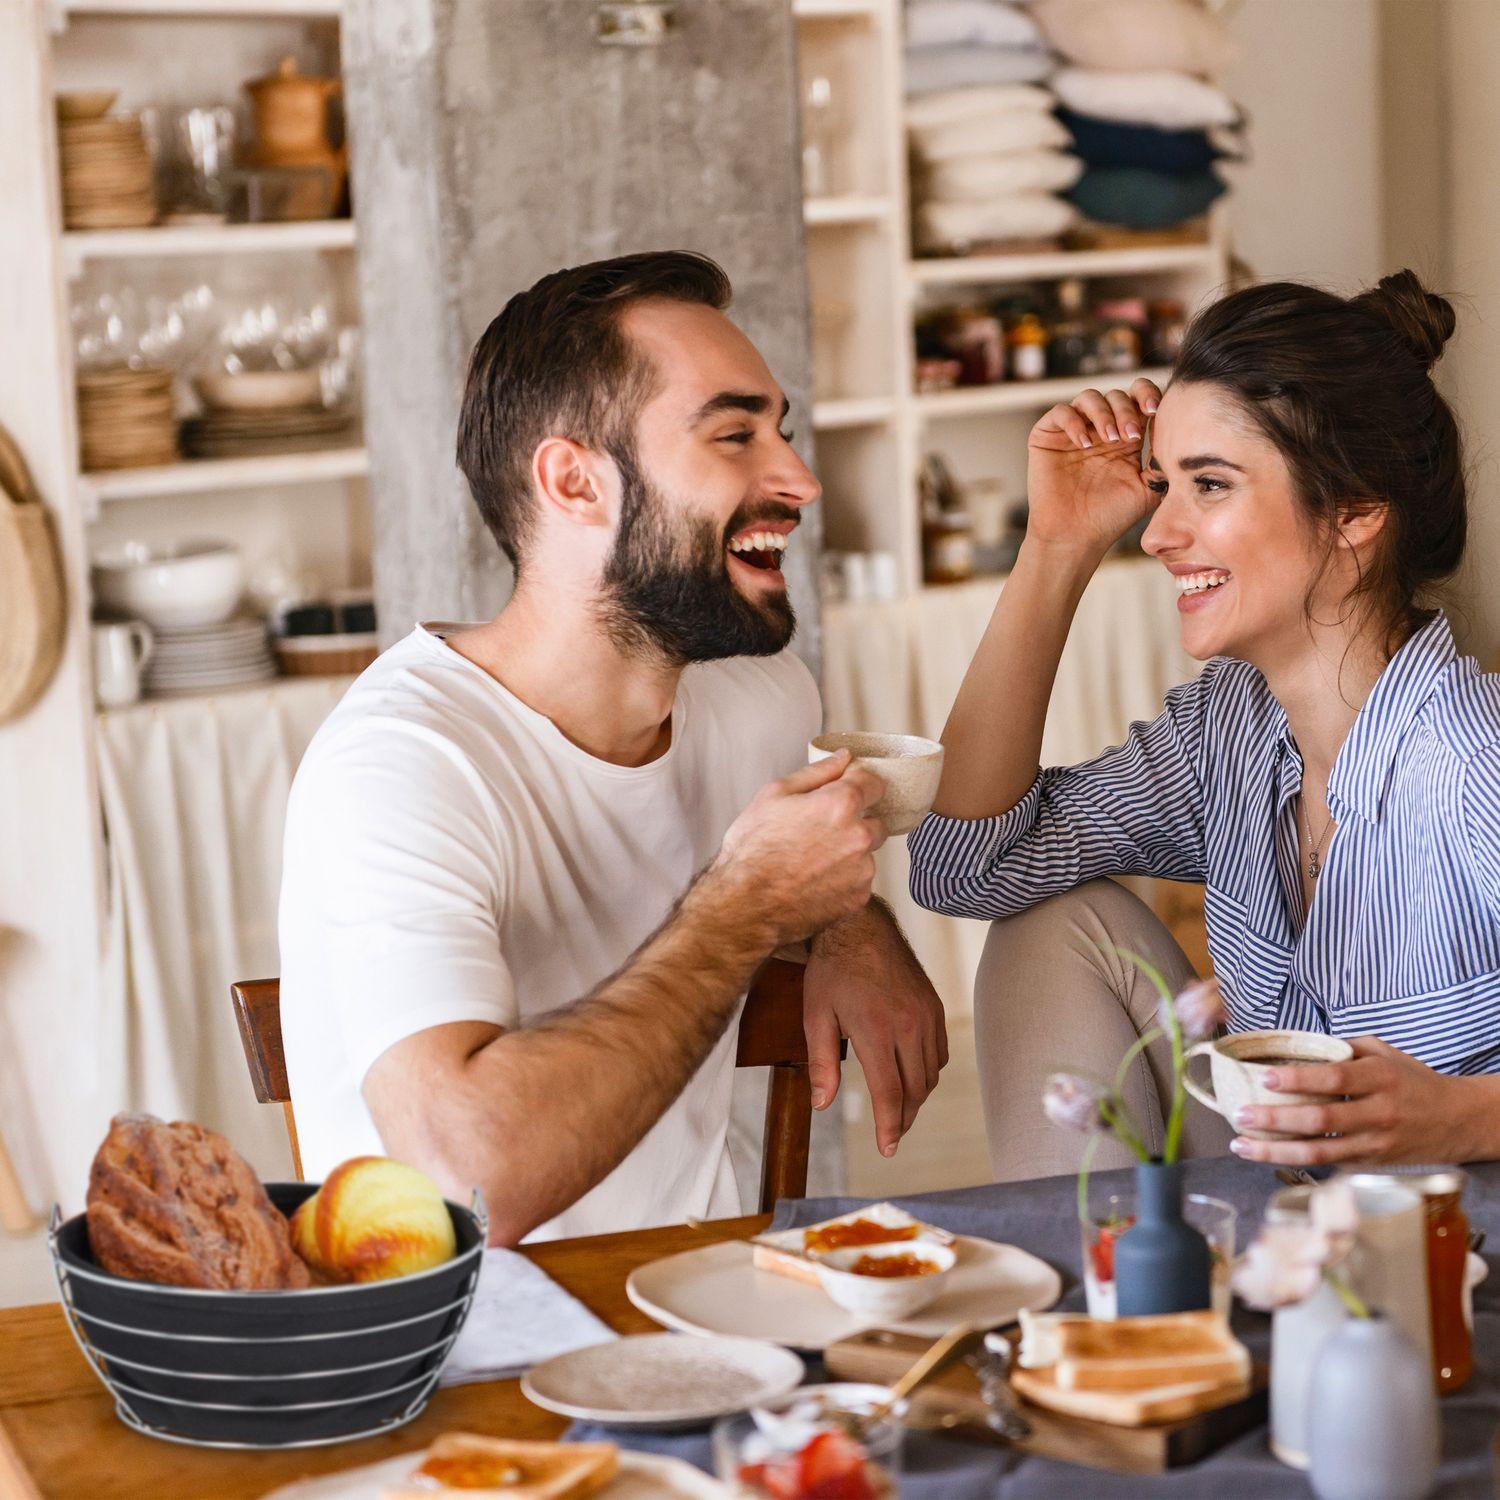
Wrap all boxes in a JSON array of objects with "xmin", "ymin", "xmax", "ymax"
[{"xmin": 1352, "ymin": 269, "xmax": 1456, "ymax": 369}]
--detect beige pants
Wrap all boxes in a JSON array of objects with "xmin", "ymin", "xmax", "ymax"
[{"xmin": 974, "ymin": 879, "xmax": 1235, "ymax": 1183}]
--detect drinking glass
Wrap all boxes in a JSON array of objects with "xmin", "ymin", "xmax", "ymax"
[
  {"xmin": 1082, "ymin": 1189, "xmax": 1236, "ymax": 1319},
  {"xmin": 712, "ymin": 1384, "xmax": 904, "ymax": 1498}
]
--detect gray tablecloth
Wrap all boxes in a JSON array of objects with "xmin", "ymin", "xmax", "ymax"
[{"xmin": 570, "ymin": 1157, "xmax": 1499, "ymax": 1496}]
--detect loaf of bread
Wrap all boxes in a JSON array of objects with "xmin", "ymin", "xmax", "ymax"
[{"xmin": 86, "ymin": 1113, "xmax": 310, "ymax": 1290}]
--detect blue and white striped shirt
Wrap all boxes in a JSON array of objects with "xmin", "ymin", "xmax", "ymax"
[{"xmin": 908, "ymin": 612, "xmax": 1500, "ymax": 1074}]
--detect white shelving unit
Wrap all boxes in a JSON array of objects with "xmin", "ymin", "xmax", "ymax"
[
  {"xmin": 795, "ymin": 1, "xmax": 1231, "ymax": 597},
  {"xmin": 79, "ymin": 443, "xmax": 367, "ymax": 507},
  {"xmin": 62, "ymin": 217, "xmax": 356, "ymax": 276},
  {"xmin": 37, "ymin": 0, "xmax": 370, "ymax": 654}
]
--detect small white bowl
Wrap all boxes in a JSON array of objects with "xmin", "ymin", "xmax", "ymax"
[
  {"xmin": 809, "ymin": 731, "xmax": 945, "ymax": 835},
  {"xmin": 813, "ymin": 1240, "xmax": 957, "ymax": 1321},
  {"xmin": 92, "ymin": 540, "xmax": 245, "ymax": 631}
]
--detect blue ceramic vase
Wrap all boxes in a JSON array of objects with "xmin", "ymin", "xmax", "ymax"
[
  {"xmin": 1114, "ymin": 1159, "xmax": 1212, "ymax": 1316},
  {"xmin": 1306, "ymin": 1314, "xmax": 1438, "ymax": 1500}
]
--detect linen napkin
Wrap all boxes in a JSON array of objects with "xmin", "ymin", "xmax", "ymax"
[{"xmin": 439, "ymin": 1246, "xmax": 615, "ymax": 1387}]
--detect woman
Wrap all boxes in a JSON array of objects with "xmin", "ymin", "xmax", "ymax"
[{"xmin": 909, "ymin": 270, "xmax": 1500, "ymax": 1180}]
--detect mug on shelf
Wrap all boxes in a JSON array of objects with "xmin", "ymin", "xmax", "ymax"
[
  {"xmin": 92, "ymin": 620, "xmax": 153, "ymax": 708},
  {"xmin": 1182, "ymin": 1028, "xmax": 1353, "ymax": 1141}
]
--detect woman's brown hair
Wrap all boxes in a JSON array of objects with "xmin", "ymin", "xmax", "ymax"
[{"xmin": 1172, "ymin": 269, "xmax": 1465, "ymax": 650}]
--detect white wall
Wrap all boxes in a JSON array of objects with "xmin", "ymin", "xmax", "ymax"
[
  {"xmin": 1435, "ymin": 0, "xmax": 1500, "ymax": 657},
  {"xmin": 1222, "ymin": 0, "xmax": 1384, "ymax": 290}
]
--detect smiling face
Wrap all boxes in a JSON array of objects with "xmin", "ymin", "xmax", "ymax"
[
  {"xmin": 592, "ymin": 298, "xmax": 820, "ymax": 664},
  {"xmin": 1140, "ymin": 380, "xmax": 1368, "ymax": 669}
]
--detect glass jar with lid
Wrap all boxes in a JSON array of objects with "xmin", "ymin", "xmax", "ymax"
[{"xmin": 1343, "ymin": 1166, "xmax": 1472, "ymax": 1393}]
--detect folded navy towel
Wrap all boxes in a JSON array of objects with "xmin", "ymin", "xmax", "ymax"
[
  {"xmin": 1066, "ymin": 165, "xmax": 1226, "ymax": 230},
  {"xmin": 1057, "ymin": 106, "xmax": 1229, "ymax": 173}
]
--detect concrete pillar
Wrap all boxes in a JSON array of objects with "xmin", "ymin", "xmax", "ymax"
[{"xmin": 342, "ymin": 0, "xmax": 822, "ymax": 668}]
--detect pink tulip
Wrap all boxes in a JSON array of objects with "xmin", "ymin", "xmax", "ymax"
[
  {"xmin": 1042, "ymin": 1072, "xmax": 1108, "ymax": 1134},
  {"xmin": 1230, "ymin": 1223, "xmax": 1327, "ymax": 1309},
  {"xmin": 1164, "ymin": 978, "xmax": 1225, "ymax": 1041}
]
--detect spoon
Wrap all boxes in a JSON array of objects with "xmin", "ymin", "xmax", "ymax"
[{"xmin": 855, "ymin": 1321, "xmax": 983, "ymax": 1434}]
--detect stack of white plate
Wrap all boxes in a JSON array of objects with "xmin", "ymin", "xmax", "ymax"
[{"xmin": 144, "ymin": 616, "xmax": 276, "ymax": 698}]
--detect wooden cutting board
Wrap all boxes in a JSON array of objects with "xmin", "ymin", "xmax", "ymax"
[{"xmin": 824, "ymin": 1329, "xmax": 1268, "ymax": 1475}]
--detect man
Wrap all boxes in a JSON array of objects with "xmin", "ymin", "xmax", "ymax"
[{"xmin": 279, "ymin": 251, "xmax": 946, "ymax": 1246}]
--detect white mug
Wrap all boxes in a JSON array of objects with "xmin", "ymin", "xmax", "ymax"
[
  {"xmin": 92, "ymin": 620, "xmax": 153, "ymax": 708},
  {"xmin": 1182, "ymin": 1028, "xmax": 1354, "ymax": 1141}
]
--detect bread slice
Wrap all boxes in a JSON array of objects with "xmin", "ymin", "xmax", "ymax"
[
  {"xmin": 752, "ymin": 1203, "xmax": 957, "ymax": 1287},
  {"xmin": 381, "ymin": 1433, "xmax": 619, "ymax": 1499},
  {"xmin": 1052, "ymin": 1310, "xmax": 1250, "ymax": 1393}
]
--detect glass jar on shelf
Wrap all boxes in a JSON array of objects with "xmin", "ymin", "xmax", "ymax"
[
  {"xmin": 938, "ymin": 306, "xmax": 1004, "ymax": 386},
  {"xmin": 1047, "ymin": 277, "xmax": 1096, "ymax": 379},
  {"xmin": 1147, "ymin": 298, "xmax": 1187, "ymax": 366},
  {"xmin": 1094, "ymin": 297, "xmax": 1148, "ymax": 375},
  {"xmin": 1006, "ymin": 311, "xmax": 1049, "ymax": 382},
  {"xmin": 919, "ymin": 453, "xmax": 975, "ymax": 585}
]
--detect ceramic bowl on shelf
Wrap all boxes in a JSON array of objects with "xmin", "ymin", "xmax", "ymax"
[
  {"xmin": 194, "ymin": 367, "xmax": 324, "ymax": 412},
  {"xmin": 56, "ymin": 91, "xmax": 119, "ymax": 122},
  {"xmin": 92, "ymin": 540, "xmax": 245, "ymax": 631}
]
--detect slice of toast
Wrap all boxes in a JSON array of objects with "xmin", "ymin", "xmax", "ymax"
[
  {"xmin": 381, "ymin": 1433, "xmax": 619, "ymax": 1499},
  {"xmin": 752, "ymin": 1203, "xmax": 957, "ymax": 1287},
  {"xmin": 1052, "ymin": 1310, "xmax": 1250, "ymax": 1393}
]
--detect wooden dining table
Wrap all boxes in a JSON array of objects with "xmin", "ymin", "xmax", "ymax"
[{"xmin": 0, "ymin": 1212, "xmax": 771, "ymax": 1500}]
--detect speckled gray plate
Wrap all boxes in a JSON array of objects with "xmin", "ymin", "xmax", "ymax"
[{"xmin": 521, "ymin": 1333, "xmax": 804, "ymax": 1430}]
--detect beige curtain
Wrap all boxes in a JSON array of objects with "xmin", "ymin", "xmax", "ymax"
[
  {"xmin": 92, "ymin": 678, "xmax": 351, "ymax": 1189},
  {"xmin": 821, "ymin": 557, "xmax": 1197, "ymax": 1016}
]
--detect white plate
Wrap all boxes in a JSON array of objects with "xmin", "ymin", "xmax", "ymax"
[
  {"xmin": 627, "ymin": 1235, "xmax": 1061, "ymax": 1350},
  {"xmin": 261, "ymin": 1446, "xmax": 730, "ymax": 1498},
  {"xmin": 522, "ymin": 1332, "xmax": 804, "ymax": 1429}
]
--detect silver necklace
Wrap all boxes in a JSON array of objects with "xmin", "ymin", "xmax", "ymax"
[{"xmin": 1300, "ymin": 795, "xmax": 1335, "ymax": 879}]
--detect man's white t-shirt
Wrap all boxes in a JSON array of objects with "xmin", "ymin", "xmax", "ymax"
[{"xmin": 278, "ymin": 624, "xmax": 821, "ymax": 1242}]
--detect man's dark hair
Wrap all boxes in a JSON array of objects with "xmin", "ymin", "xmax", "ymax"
[{"xmin": 456, "ymin": 250, "xmax": 733, "ymax": 572}]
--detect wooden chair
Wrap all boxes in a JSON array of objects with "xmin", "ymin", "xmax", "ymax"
[{"xmin": 230, "ymin": 958, "xmax": 839, "ymax": 1216}]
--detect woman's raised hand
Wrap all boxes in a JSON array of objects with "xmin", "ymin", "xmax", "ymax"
[{"xmin": 1025, "ymin": 377, "xmax": 1162, "ymax": 561}]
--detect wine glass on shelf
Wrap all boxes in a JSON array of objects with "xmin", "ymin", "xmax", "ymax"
[{"xmin": 801, "ymin": 72, "xmax": 845, "ymax": 200}]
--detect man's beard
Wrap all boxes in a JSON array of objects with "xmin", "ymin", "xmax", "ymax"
[{"xmin": 595, "ymin": 441, "xmax": 797, "ymax": 667}]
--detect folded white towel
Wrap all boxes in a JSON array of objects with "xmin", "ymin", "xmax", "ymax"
[
  {"xmin": 906, "ymin": 45, "xmax": 1055, "ymax": 95},
  {"xmin": 915, "ymin": 193, "xmax": 1078, "ymax": 254},
  {"xmin": 439, "ymin": 1246, "xmax": 616, "ymax": 1388},
  {"xmin": 921, "ymin": 149, "xmax": 1083, "ymax": 202},
  {"xmin": 1051, "ymin": 67, "xmax": 1239, "ymax": 130},
  {"xmin": 905, "ymin": 82, "xmax": 1055, "ymax": 130},
  {"xmin": 910, "ymin": 108, "xmax": 1071, "ymax": 163},
  {"xmin": 907, "ymin": 0, "xmax": 1047, "ymax": 51}
]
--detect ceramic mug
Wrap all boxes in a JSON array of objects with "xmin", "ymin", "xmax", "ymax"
[
  {"xmin": 1182, "ymin": 1029, "xmax": 1354, "ymax": 1141},
  {"xmin": 92, "ymin": 620, "xmax": 153, "ymax": 708},
  {"xmin": 808, "ymin": 731, "xmax": 944, "ymax": 835}
]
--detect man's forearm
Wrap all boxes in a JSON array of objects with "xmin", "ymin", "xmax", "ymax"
[
  {"xmin": 440, "ymin": 872, "xmax": 776, "ymax": 1244},
  {"xmin": 813, "ymin": 894, "xmax": 906, "ymax": 959}
]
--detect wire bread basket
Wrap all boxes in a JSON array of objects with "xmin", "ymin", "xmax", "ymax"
[{"xmin": 49, "ymin": 1184, "xmax": 486, "ymax": 1449}]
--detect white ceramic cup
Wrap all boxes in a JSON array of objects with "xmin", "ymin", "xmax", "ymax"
[
  {"xmin": 92, "ymin": 620, "xmax": 153, "ymax": 708},
  {"xmin": 1182, "ymin": 1028, "xmax": 1354, "ymax": 1141},
  {"xmin": 808, "ymin": 731, "xmax": 944, "ymax": 835}
]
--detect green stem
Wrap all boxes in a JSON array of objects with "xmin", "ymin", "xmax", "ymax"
[
  {"xmin": 1325, "ymin": 1268, "xmax": 1371, "ymax": 1319},
  {"xmin": 1076, "ymin": 1131, "xmax": 1101, "ymax": 1225},
  {"xmin": 1099, "ymin": 1097, "xmax": 1150, "ymax": 1163},
  {"xmin": 1113, "ymin": 945, "xmax": 1187, "ymax": 1164}
]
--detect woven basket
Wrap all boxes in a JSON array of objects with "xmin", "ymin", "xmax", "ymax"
[
  {"xmin": 0, "ymin": 424, "xmax": 66, "ymax": 725},
  {"xmin": 274, "ymin": 633, "xmax": 378, "ymax": 677}
]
